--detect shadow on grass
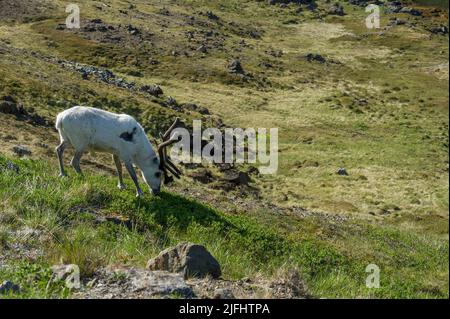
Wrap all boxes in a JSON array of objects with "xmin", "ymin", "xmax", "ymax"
[{"xmin": 128, "ymin": 191, "xmax": 237, "ymax": 233}]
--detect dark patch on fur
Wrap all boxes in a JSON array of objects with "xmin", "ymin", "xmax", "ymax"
[{"xmin": 119, "ymin": 127, "xmax": 137, "ymax": 142}]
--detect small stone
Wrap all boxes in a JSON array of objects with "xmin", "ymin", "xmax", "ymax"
[
  {"xmin": 306, "ymin": 53, "xmax": 326, "ymax": 64},
  {"xmin": 0, "ymin": 281, "xmax": 20, "ymax": 294},
  {"xmin": 213, "ymin": 288, "xmax": 235, "ymax": 299},
  {"xmin": 12, "ymin": 145, "xmax": 32, "ymax": 157},
  {"xmin": 197, "ymin": 45, "xmax": 208, "ymax": 53},
  {"xmin": 337, "ymin": 168, "xmax": 349, "ymax": 176},
  {"xmin": 228, "ymin": 59, "xmax": 244, "ymax": 74},
  {"xmin": 222, "ymin": 170, "xmax": 251, "ymax": 185},
  {"xmin": 5, "ymin": 160, "xmax": 19, "ymax": 173},
  {"xmin": 140, "ymin": 84, "xmax": 164, "ymax": 97},
  {"xmin": 328, "ymin": 3, "xmax": 345, "ymax": 16}
]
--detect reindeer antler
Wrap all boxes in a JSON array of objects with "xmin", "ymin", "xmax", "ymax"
[{"xmin": 157, "ymin": 118, "xmax": 182, "ymax": 184}]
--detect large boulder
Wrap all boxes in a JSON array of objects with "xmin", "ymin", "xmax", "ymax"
[{"xmin": 147, "ymin": 242, "xmax": 221, "ymax": 279}]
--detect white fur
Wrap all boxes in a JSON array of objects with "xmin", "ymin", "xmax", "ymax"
[{"xmin": 55, "ymin": 106, "xmax": 162, "ymax": 195}]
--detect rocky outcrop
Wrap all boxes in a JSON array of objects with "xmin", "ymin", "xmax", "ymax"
[{"xmin": 76, "ymin": 267, "xmax": 194, "ymax": 299}]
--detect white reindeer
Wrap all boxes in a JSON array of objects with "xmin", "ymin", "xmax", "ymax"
[{"xmin": 55, "ymin": 106, "xmax": 181, "ymax": 196}]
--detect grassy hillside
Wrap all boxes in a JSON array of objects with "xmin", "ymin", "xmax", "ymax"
[
  {"xmin": 0, "ymin": 0, "xmax": 448, "ymax": 298},
  {"xmin": 0, "ymin": 156, "xmax": 448, "ymax": 298}
]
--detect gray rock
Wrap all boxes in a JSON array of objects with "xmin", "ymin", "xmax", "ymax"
[
  {"xmin": 165, "ymin": 96, "xmax": 179, "ymax": 109},
  {"xmin": 76, "ymin": 267, "xmax": 193, "ymax": 298},
  {"xmin": 399, "ymin": 7, "xmax": 422, "ymax": 16},
  {"xmin": 129, "ymin": 269, "xmax": 193, "ymax": 297},
  {"xmin": 5, "ymin": 160, "xmax": 19, "ymax": 173},
  {"xmin": 213, "ymin": 288, "xmax": 235, "ymax": 299},
  {"xmin": 206, "ymin": 11, "xmax": 219, "ymax": 21},
  {"xmin": 0, "ymin": 95, "xmax": 27, "ymax": 116},
  {"xmin": 12, "ymin": 145, "xmax": 31, "ymax": 157},
  {"xmin": 0, "ymin": 280, "xmax": 20, "ymax": 294},
  {"xmin": 197, "ymin": 44, "xmax": 208, "ymax": 53},
  {"xmin": 222, "ymin": 170, "xmax": 251, "ymax": 185},
  {"xmin": 228, "ymin": 59, "xmax": 245, "ymax": 74},
  {"xmin": 140, "ymin": 84, "xmax": 164, "ymax": 97},
  {"xmin": 328, "ymin": 3, "xmax": 345, "ymax": 16},
  {"xmin": 306, "ymin": 53, "xmax": 326, "ymax": 63},
  {"xmin": 147, "ymin": 242, "xmax": 221, "ymax": 279}
]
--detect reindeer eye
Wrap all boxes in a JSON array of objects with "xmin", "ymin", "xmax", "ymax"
[{"xmin": 155, "ymin": 172, "xmax": 162, "ymax": 178}]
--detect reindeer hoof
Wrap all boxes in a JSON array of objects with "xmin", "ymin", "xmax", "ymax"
[
  {"xmin": 59, "ymin": 173, "xmax": 67, "ymax": 178},
  {"xmin": 117, "ymin": 184, "xmax": 126, "ymax": 190},
  {"xmin": 136, "ymin": 190, "xmax": 144, "ymax": 198}
]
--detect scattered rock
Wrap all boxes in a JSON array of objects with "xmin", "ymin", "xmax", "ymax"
[
  {"xmin": 76, "ymin": 267, "xmax": 193, "ymax": 299},
  {"xmin": 59, "ymin": 61, "xmax": 135, "ymax": 90},
  {"xmin": 399, "ymin": 7, "xmax": 422, "ymax": 16},
  {"xmin": 4, "ymin": 160, "xmax": 19, "ymax": 173},
  {"xmin": 159, "ymin": 8, "xmax": 171, "ymax": 16},
  {"xmin": 213, "ymin": 288, "xmax": 235, "ymax": 299},
  {"xmin": 190, "ymin": 169, "xmax": 214, "ymax": 184},
  {"xmin": 384, "ymin": 1, "xmax": 404, "ymax": 14},
  {"xmin": 164, "ymin": 96, "xmax": 179, "ymax": 109},
  {"xmin": 0, "ymin": 280, "xmax": 20, "ymax": 295},
  {"xmin": 147, "ymin": 242, "xmax": 222, "ymax": 279},
  {"xmin": 337, "ymin": 168, "xmax": 349, "ymax": 176},
  {"xmin": 12, "ymin": 145, "xmax": 32, "ymax": 157},
  {"xmin": 328, "ymin": 3, "xmax": 345, "ymax": 16},
  {"xmin": 228, "ymin": 59, "xmax": 245, "ymax": 74},
  {"xmin": 94, "ymin": 213, "xmax": 132, "ymax": 229},
  {"xmin": 296, "ymin": 160, "xmax": 319, "ymax": 168},
  {"xmin": 16, "ymin": 226, "xmax": 42, "ymax": 240},
  {"xmin": 268, "ymin": 270, "xmax": 309, "ymax": 299},
  {"xmin": 206, "ymin": 11, "xmax": 219, "ymax": 21},
  {"xmin": 0, "ymin": 95, "xmax": 27, "ymax": 116},
  {"xmin": 197, "ymin": 44, "xmax": 208, "ymax": 53},
  {"xmin": 429, "ymin": 25, "xmax": 449, "ymax": 35},
  {"xmin": 126, "ymin": 25, "xmax": 140, "ymax": 35},
  {"xmin": 247, "ymin": 166, "xmax": 260, "ymax": 175},
  {"xmin": 305, "ymin": 53, "xmax": 326, "ymax": 63},
  {"xmin": 221, "ymin": 170, "xmax": 251, "ymax": 186},
  {"xmin": 182, "ymin": 103, "xmax": 210, "ymax": 115},
  {"xmin": 140, "ymin": 84, "xmax": 164, "ymax": 97},
  {"xmin": 348, "ymin": 0, "xmax": 368, "ymax": 7}
]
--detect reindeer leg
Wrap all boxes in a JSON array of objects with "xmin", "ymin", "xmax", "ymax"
[
  {"xmin": 125, "ymin": 162, "xmax": 143, "ymax": 197},
  {"xmin": 70, "ymin": 150, "xmax": 84, "ymax": 175},
  {"xmin": 55, "ymin": 141, "xmax": 67, "ymax": 177},
  {"xmin": 113, "ymin": 155, "xmax": 126, "ymax": 190}
]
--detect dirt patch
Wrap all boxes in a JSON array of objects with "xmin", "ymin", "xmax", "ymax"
[{"xmin": 0, "ymin": 0, "xmax": 54, "ymax": 23}]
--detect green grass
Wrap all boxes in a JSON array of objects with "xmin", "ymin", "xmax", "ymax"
[
  {"xmin": 0, "ymin": 156, "xmax": 447, "ymax": 298},
  {"xmin": 0, "ymin": 0, "xmax": 448, "ymax": 299}
]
